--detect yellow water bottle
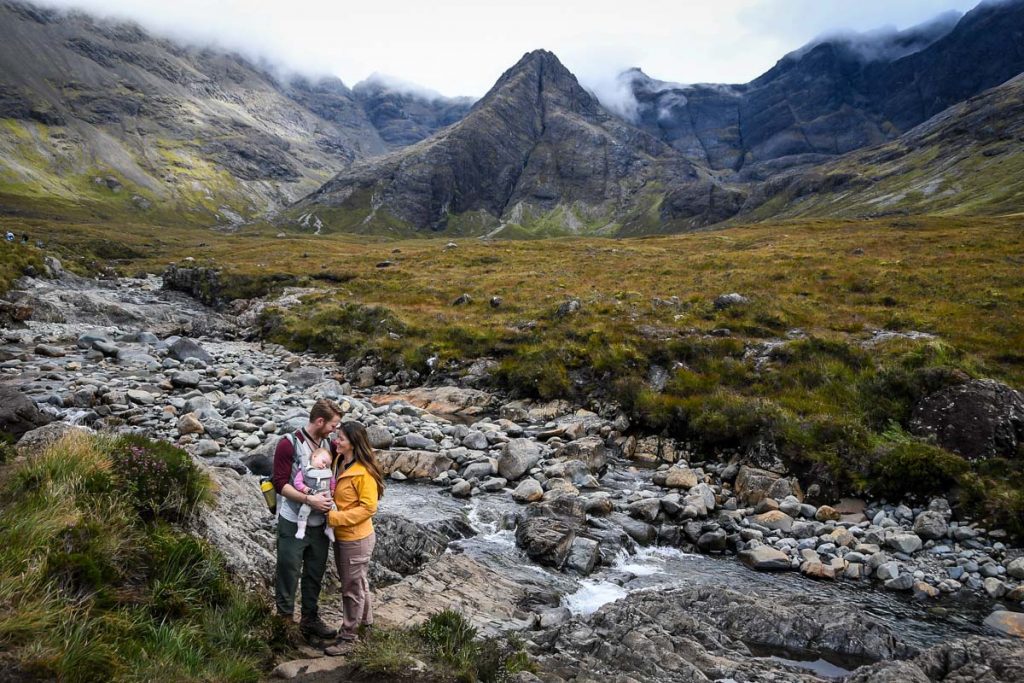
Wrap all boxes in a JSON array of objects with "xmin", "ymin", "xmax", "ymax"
[{"xmin": 260, "ymin": 477, "xmax": 277, "ymax": 515}]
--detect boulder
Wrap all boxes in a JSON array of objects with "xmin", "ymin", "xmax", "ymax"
[
  {"xmin": 167, "ymin": 337, "xmax": 213, "ymax": 364},
  {"xmin": 750, "ymin": 510, "xmax": 794, "ymax": 533},
  {"xmin": 565, "ymin": 537, "xmax": 601, "ymax": 575},
  {"xmin": 734, "ymin": 466, "xmax": 801, "ymax": 506},
  {"xmin": 515, "ymin": 517, "xmax": 575, "ymax": 568},
  {"xmin": 498, "ymin": 438, "xmax": 541, "ymax": 480},
  {"xmin": 377, "ymin": 450, "xmax": 453, "ymax": 480},
  {"xmin": 912, "ymin": 511, "xmax": 949, "ymax": 540},
  {"xmin": 0, "ymin": 386, "xmax": 52, "ymax": 437},
  {"xmin": 366, "ymin": 425, "xmax": 394, "ymax": 449},
  {"xmin": 663, "ymin": 466, "xmax": 699, "ymax": 489},
  {"xmin": 909, "ymin": 379, "xmax": 1024, "ymax": 460},
  {"xmin": 886, "ymin": 532, "xmax": 923, "ymax": 555},
  {"xmin": 739, "ymin": 546, "xmax": 791, "ymax": 571},
  {"xmin": 983, "ymin": 611, "xmax": 1024, "ymax": 639},
  {"xmin": 281, "ymin": 366, "xmax": 324, "ymax": 390},
  {"xmin": 1007, "ymin": 557, "xmax": 1024, "ymax": 580},
  {"xmin": 512, "ymin": 478, "xmax": 544, "ymax": 503},
  {"xmin": 177, "ymin": 413, "xmax": 205, "ymax": 435},
  {"xmin": 16, "ymin": 422, "xmax": 90, "ymax": 453},
  {"xmin": 555, "ymin": 436, "xmax": 608, "ymax": 473}
]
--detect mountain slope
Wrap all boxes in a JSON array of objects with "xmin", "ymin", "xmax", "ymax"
[
  {"xmin": 626, "ymin": 0, "xmax": 1024, "ymax": 175},
  {"xmin": 0, "ymin": 0, "xmax": 391, "ymax": 224},
  {"xmin": 290, "ymin": 50, "xmax": 742, "ymax": 237},
  {"xmin": 737, "ymin": 72, "xmax": 1024, "ymax": 221},
  {"xmin": 352, "ymin": 76, "xmax": 475, "ymax": 149}
]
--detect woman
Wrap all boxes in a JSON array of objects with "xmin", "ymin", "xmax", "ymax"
[{"xmin": 325, "ymin": 421, "xmax": 385, "ymax": 655}]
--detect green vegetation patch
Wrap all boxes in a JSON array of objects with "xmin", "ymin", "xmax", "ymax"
[{"xmin": 0, "ymin": 432, "xmax": 275, "ymax": 682}]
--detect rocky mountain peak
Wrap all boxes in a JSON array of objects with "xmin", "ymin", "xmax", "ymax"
[{"xmin": 477, "ymin": 49, "xmax": 603, "ymax": 121}]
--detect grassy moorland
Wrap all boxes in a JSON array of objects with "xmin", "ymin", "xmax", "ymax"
[{"xmin": 3, "ymin": 214, "xmax": 1024, "ymax": 533}]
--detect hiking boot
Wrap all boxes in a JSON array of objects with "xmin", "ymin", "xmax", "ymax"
[
  {"xmin": 299, "ymin": 616, "xmax": 337, "ymax": 640},
  {"xmin": 324, "ymin": 637, "xmax": 356, "ymax": 657}
]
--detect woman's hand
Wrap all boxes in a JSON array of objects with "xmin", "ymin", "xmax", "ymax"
[{"xmin": 308, "ymin": 491, "xmax": 333, "ymax": 513}]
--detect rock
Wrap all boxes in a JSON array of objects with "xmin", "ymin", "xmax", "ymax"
[
  {"xmin": 912, "ymin": 581, "xmax": 940, "ymax": 600},
  {"xmin": 171, "ymin": 370, "xmax": 201, "ymax": 388},
  {"xmin": 489, "ymin": 296, "xmax": 502, "ymax": 308},
  {"xmin": 515, "ymin": 517, "xmax": 575, "ymax": 568},
  {"xmin": 984, "ymin": 577, "xmax": 1008, "ymax": 598},
  {"xmin": 663, "ymin": 466, "xmax": 699, "ymax": 489},
  {"xmin": 1007, "ymin": 557, "xmax": 1024, "ymax": 580},
  {"xmin": 697, "ymin": 528, "xmax": 728, "ymax": 552},
  {"xmin": 555, "ymin": 436, "xmax": 608, "ymax": 473},
  {"xmin": 983, "ymin": 611, "xmax": 1024, "ymax": 639},
  {"xmin": 377, "ymin": 450, "xmax": 453, "ymax": 480},
  {"xmin": 281, "ymin": 366, "xmax": 324, "ymax": 389},
  {"xmin": 16, "ymin": 422, "xmax": 90, "ymax": 453},
  {"xmin": 462, "ymin": 431, "xmax": 489, "ymax": 450},
  {"xmin": 272, "ymin": 655, "xmax": 348, "ymax": 679},
  {"xmin": 815, "ymin": 505, "xmax": 841, "ymax": 522},
  {"xmin": 512, "ymin": 478, "xmax": 544, "ymax": 503},
  {"xmin": 750, "ymin": 510, "xmax": 794, "ymax": 533},
  {"xmin": 452, "ymin": 293, "xmax": 472, "ymax": 306},
  {"xmin": 127, "ymin": 389, "xmax": 155, "ymax": 405},
  {"xmin": 887, "ymin": 533, "xmax": 923, "ymax": 555},
  {"xmin": 912, "ymin": 511, "xmax": 949, "ymax": 540},
  {"xmin": 479, "ymin": 477, "xmax": 507, "ymax": 492},
  {"xmin": 450, "ymin": 479, "xmax": 472, "ymax": 497},
  {"xmin": 498, "ymin": 438, "xmax": 541, "ymax": 480},
  {"xmin": 714, "ymin": 292, "xmax": 749, "ymax": 309},
  {"xmin": 76, "ymin": 330, "xmax": 111, "ymax": 349},
  {"xmin": 555, "ymin": 299, "xmax": 580, "ymax": 317},
  {"xmin": 398, "ymin": 433, "xmax": 434, "ymax": 449},
  {"xmin": 240, "ymin": 450, "xmax": 273, "ymax": 477},
  {"xmin": 0, "ymin": 386, "xmax": 52, "ymax": 437},
  {"xmin": 909, "ymin": 379, "xmax": 1024, "ymax": 460},
  {"xmin": 739, "ymin": 546, "xmax": 791, "ymax": 571},
  {"xmin": 848, "ymin": 636, "xmax": 1024, "ymax": 681},
  {"xmin": 93, "ymin": 339, "xmax": 120, "ymax": 356},
  {"xmin": 734, "ymin": 466, "xmax": 801, "ymax": 506},
  {"xmin": 876, "ymin": 561, "xmax": 901, "ymax": 581},
  {"xmin": 196, "ymin": 439, "xmax": 220, "ymax": 456},
  {"xmin": 34, "ymin": 343, "xmax": 64, "ymax": 357},
  {"xmin": 355, "ymin": 366, "xmax": 377, "ymax": 388},
  {"xmin": 627, "ymin": 498, "xmax": 662, "ymax": 522},
  {"xmin": 177, "ymin": 413, "xmax": 205, "ymax": 435},
  {"xmin": 167, "ymin": 337, "xmax": 213, "ymax": 364},
  {"xmin": 565, "ymin": 537, "xmax": 600, "ymax": 575},
  {"xmin": 366, "ymin": 425, "xmax": 394, "ymax": 449},
  {"xmin": 885, "ymin": 574, "xmax": 914, "ymax": 591},
  {"xmin": 800, "ymin": 561, "xmax": 836, "ymax": 580}
]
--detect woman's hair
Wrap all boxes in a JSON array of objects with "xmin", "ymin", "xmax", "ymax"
[{"xmin": 339, "ymin": 421, "xmax": 385, "ymax": 499}]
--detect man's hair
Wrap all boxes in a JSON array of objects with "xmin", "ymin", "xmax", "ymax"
[{"xmin": 309, "ymin": 398, "xmax": 344, "ymax": 423}]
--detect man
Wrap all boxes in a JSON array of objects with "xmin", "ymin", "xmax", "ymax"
[{"xmin": 272, "ymin": 398, "xmax": 343, "ymax": 640}]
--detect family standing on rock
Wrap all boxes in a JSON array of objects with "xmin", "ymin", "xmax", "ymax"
[{"xmin": 272, "ymin": 398, "xmax": 385, "ymax": 654}]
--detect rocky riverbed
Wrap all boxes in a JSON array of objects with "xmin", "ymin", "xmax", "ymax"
[{"xmin": 2, "ymin": 262, "xmax": 1024, "ymax": 681}]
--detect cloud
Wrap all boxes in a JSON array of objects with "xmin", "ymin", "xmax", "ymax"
[{"xmin": 787, "ymin": 10, "xmax": 962, "ymax": 63}]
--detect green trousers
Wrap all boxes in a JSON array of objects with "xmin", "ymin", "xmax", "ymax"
[{"xmin": 275, "ymin": 517, "xmax": 330, "ymax": 619}]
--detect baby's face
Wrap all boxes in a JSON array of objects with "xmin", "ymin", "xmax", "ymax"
[{"xmin": 311, "ymin": 451, "xmax": 331, "ymax": 469}]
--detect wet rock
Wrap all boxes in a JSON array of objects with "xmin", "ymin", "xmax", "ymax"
[
  {"xmin": 0, "ymin": 385, "xmax": 52, "ymax": 437},
  {"xmin": 515, "ymin": 517, "xmax": 575, "ymax": 568},
  {"xmin": 739, "ymin": 546, "xmax": 790, "ymax": 571},
  {"xmin": 910, "ymin": 379, "xmax": 1024, "ymax": 460},
  {"xmin": 697, "ymin": 528, "xmax": 727, "ymax": 552},
  {"xmin": 34, "ymin": 343, "xmax": 64, "ymax": 357},
  {"xmin": 450, "ymin": 479, "xmax": 472, "ymax": 497},
  {"xmin": 565, "ymin": 537, "xmax": 600, "ymax": 575},
  {"xmin": 167, "ymin": 337, "xmax": 213, "ymax": 364},
  {"xmin": 848, "ymin": 636, "xmax": 1024, "ymax": 682},
  {"xmin": 627, "ymin": 498, "xmax": 661, "ymax": 522},
  {"xmin": 498, "ymin": 438, "xmax": 541, "ymax": 480}
]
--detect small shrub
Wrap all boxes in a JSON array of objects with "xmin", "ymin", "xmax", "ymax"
[
  {"xmin": 869, "ymin": 441, "xmax": 969, "ymax": 500},
  {"xmin": 110, "ymin": 434, "xmax": 209, "ymax": 521},
  {"xmin": 420, "ymin": 609, "xmax": 480, "ymax": 670}
]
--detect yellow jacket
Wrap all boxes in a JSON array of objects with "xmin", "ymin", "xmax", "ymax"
[{"xmin": 328, "ymin": 461, "xmax": 379, "ymax": 541}]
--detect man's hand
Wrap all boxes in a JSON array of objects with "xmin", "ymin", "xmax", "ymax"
[{"xmin": 308, "ymin": 491, "xmax": 333, "ymax": 513}]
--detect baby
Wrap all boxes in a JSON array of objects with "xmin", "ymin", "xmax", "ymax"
[{"xmin": 293, "ymin": 447, "xmax": 337, "ymax": 541}]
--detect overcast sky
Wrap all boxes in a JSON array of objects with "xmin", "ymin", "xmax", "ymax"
[{"xmin": 34, "ymin": 0, "xmax": 984, "ymax": 98}]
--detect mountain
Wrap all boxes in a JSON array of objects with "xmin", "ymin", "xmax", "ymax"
[
  {"xmin": 0, "ymin": 0, "xmax": 468, "ymax": 225},
  {"xmin": 625, "ymin": 0, "xmax": 1024, "ymax": 176},
  {"xmin": 738, "ymin": 71, "xmax": 1024, "ymax": 221},
  {"xmin": 289, "ymin": 50, "xmax": 742, "ymax": 237},
  {"xmin": 352, "ymin": 76, "xmax": 475, "ymax": 149}
]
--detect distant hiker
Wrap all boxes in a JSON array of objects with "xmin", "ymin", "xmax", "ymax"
[
  {"xmin": 272, "ymin": 399, "xmax": 344, "ymax": 640},
  {"xmin": 4, "ymin": 232, "xmax": 12, "ymax": 242},
  {"xmin": 324, "ymin": 421, "xmax": 385, "ymax": 656}
]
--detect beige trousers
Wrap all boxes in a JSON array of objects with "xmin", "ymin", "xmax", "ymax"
[{"xmin": 333, "ymin": 532, "xmax": 375, "ymax": 640}]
